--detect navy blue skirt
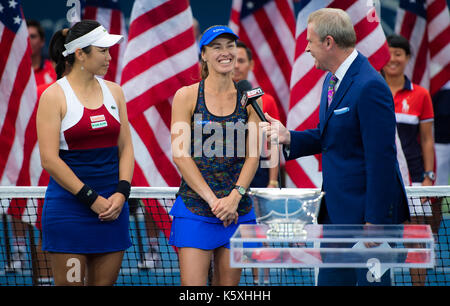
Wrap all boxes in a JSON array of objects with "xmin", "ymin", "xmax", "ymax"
[
  {"xmin": 169, "ymin": 196, "xmax": 256, "ymax": 250},
  {"xmin": 42, "ymin": 147, "xmax": 131, "ymax": 254}
]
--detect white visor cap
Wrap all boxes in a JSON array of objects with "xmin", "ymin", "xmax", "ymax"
[{"xmin": 62, "ymin": 25, "xmax": 123, "ymax": 57}]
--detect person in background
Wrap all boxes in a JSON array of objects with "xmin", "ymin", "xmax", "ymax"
[
  {"xmin": 27, "ymin": 19, "xmax": 56, "ymax": 86},
  {"xmin": 37, "ymin": 20, "xmax": 134, "ymax": 286},
  {"xmin": 233, "ymin": 40, "xmax": 280, "ymax": 189},
  {"xmin": 169, "ymin": 25, "xmax": 261, "ymax": 286},
  {"xmin": 382, "ymin": 34, "xmax": 436, "ymax": 286}
]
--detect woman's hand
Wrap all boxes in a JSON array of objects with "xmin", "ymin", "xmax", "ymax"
[
  {"xmin": 211, "ymin": 191, "xmax": 241, "ymax": 225},
  {"xmin": 98, "ymin": 193, "xmax": 126, "ymax": 221},
  {"xmin": 90, "ymin": 195, "xmax": 112, "ymax": 216},
  {"xmin": 223, "ymin": 212, "xmax": 239, "ymax": 227},
  {"xmin": 209, "ymin": 197, "xmax": 238, "ymax": 226}
]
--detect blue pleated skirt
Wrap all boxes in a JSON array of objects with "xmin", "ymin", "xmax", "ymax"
[
  {"xmin": 42, "ymin": 147, "xmax": 131, "ymax": 254},
  {"xmin": 169, "ymin": 196, "xmax": 256, "ymax": 250}
]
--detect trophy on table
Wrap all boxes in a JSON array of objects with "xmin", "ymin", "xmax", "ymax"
[
  {"xmin": 250, "ymin": 188, "xmax": 324, "ymax": 238},
  {"xmin": 231, "ymin": 189, "xmax": 435, "ymax": 273}
]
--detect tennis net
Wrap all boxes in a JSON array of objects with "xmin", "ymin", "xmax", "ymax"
[{"xmin": 0, "ymin": 186, "xmax": 449, "ymax": 286}]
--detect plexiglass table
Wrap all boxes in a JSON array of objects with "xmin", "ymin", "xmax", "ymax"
[{"xmin": 230, "ymin": 224, "xmax": 435, "ymax": 270}]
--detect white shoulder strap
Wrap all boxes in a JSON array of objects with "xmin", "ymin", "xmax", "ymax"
[{"xmin": 56, "ymin": 77, "xmax": 84, "ymax": 132}]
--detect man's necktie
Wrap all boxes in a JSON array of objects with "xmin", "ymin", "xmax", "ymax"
[{"xmin": 327, "ymin": 74, "xmax": 338, "ymax": 107}]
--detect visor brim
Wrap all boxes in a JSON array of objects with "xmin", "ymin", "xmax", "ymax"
[{"xmin": 91, "ymin": 33, "xmax": 124, "ymax": 48}]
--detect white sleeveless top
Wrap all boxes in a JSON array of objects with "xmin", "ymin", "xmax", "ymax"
[{"xmin": 56, "ymin": 76, "xmax": 121, "ymax": 150}]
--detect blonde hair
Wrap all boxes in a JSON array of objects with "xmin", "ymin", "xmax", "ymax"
[{"xmin": 308, "ymin": 8, "xmax": 356, "ymax": 49}]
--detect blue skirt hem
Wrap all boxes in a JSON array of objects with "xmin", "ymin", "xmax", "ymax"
[
  {"xmin": 169, "ymin": 196, "xmax": 256, "ymax": 250},
  {"xmin": 42, "ymin": 243, "xmax": 132, "ymax": 254}
]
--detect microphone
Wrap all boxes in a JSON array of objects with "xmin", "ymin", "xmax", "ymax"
[
  {"xmin": 236, "ymin": 80, "xmax": 267, "ymax": 122},
  {"xmin": 236, "ymin": 80, "xmax": 282, "ymax": 189}
]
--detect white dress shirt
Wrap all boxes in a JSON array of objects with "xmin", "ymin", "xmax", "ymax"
[{"xmin": 333, "ymin": 48, "xmax": 358, "ymax": 92}]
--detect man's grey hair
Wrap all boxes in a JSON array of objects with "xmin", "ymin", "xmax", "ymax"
[{"xmin": 308, "ymin": 8, "xmax": 356, "ymax": 49}]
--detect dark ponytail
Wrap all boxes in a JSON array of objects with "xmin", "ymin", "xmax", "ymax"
[
  {"xmin": 48, "ymin": 20, "xmax": 101, "ymax": 79},
  {"xmin": 49, "ymin": 29, "xmax": 68, "ymax": 79}
]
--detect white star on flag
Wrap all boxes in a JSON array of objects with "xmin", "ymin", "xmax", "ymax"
[{"xmin": 8, "ymin": 0, "xmax": 17, "ymax": 9}]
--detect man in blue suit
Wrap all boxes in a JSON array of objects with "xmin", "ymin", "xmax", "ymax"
[{"xmin": 263, "ymin": 8, "xmax": 410, "ymax": 285}]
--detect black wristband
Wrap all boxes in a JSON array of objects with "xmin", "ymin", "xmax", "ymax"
[
  {"xmin": 116, "ymin": 180, "xmax": 131, "ymax": 201},
  {"xmin": 75, "ymin": 184, "xmax": 98, "ymax": 207}
]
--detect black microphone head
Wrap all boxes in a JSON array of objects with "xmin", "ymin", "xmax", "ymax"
[{"xmin": 236, "ymin": 79, "xmax": 252, "ymax": 94}]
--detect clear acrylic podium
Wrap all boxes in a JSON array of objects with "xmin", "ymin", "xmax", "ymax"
[
  {"xmin": 230, "ymin": 223, "xmax": 435, "ymax": 269},
  {"xmin": 230, "ymin": 189, "xmax": 435, "ymax": 270}
]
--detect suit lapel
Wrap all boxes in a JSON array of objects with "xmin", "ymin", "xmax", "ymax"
[
  {"xmin": 319, "ymin": 74, "xmax": 330, "ymax": 134},
  {"xmin": 320, "ymin": 53, "xmax": 364, "ymax": 135}
]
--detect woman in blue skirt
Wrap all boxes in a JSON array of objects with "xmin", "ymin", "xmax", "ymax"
[
  {"xmin": 170, "ymin": 25, "xmax": 262, "ymax": 285},
  {"xmin": 36, "ymin": 20, "xmax": 134, "ymax": 285}
]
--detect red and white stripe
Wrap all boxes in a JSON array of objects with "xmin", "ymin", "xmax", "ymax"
[
  {"xmin": 0, "ymin": 23, "xmax": 36, "ymax": 186},
  {"xmin": 285, "ymin": 0, "xmax": 391, "ymax": 188},
  {"xmin": 229, "ymin": 0, "xmax": 296, "ymax": 125},
  {"xmin": 395, "ymin": 0, "xmax": 450, "ymax": 95},
  {"xmin": 120, "ymin": 0, "xmax": 199, "ymax": 238},
  {"xmin": 0, "ymin": 3, "xmax": 41, "ymax": 225},
  {"xmin": 10, "ymin": 84, "xmax": 50, "ymax": 228},
  {"xmin": 83, "ymin": 2, "xmax": 128, "ymax": 84}
]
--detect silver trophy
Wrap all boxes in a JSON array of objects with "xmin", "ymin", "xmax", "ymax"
[{"xmin": 249, "ymin": 189, "xmax": 324, "ymax": 239}]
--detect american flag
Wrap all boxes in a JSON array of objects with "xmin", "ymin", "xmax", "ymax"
[
  {"xmin": 395, "ymin": 0, "xmax": 450, "ymax": 96},
  {"xmin": 82, "ymin": 0, "xmax": 128, "ymax": 83},
  {"xmin": 229, "ymin": 0, "xmax": 296, "ymax": 125},
  {"xmin": 285, "ymin": 0, "xmax": 391, "ymax": 188},
  {"xmin": 120, "ymin": 0, "xmax": 199, "ymax": 238},
  {"xmin": 0, "ymin": 0, "xmax": 41, "ymax": 223}
]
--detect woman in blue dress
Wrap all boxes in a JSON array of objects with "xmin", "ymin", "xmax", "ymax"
[
  {"xmin": 170, "ymin": 25, "xmax": 262, "ymax": 285},
  {"xmin": 36, "ymin": 20, "xmax": 134, "ymax": 286}
]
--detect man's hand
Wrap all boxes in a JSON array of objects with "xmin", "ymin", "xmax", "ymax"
[
  {"xmin": 260, "ymin": 113, "xmax": 291, "ymax": 145},
  {"xmin": 364, "ymin": 222, "xmax": 381, "ymax": 248}
]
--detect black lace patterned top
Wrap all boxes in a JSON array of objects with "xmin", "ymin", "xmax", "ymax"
[{"xmin": 177, "ymin": 79, "xmax": 253, "ymax": 218}]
